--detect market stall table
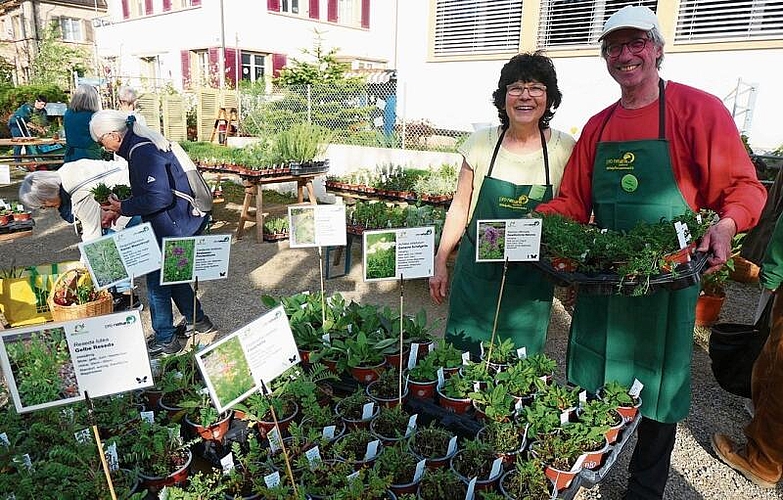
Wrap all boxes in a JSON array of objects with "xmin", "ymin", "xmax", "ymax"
[{"xmin": 0, "ymin": 137, "xmax": 66, "ymax": 170}]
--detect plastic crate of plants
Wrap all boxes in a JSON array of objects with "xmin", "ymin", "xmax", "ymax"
[{"xmin": 290, "ymin": 159, "xmax": 330, "ymax": 176}]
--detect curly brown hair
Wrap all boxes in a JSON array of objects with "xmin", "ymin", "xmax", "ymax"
[{"xmin": 491, "ymin": 52, "xmax": 562, "ymax": 130}]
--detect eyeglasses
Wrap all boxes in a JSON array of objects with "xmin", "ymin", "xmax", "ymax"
[
  {"xmin": 605, "ymin": 38, "xmax": 649, "ymax": 58},
  {"xmin": 98, "ymin": 132, "xmax": 114, "ymax": 145},
  {"xmin": 506, "ymin": 84, "xmax": 547, "ymax": 98}
]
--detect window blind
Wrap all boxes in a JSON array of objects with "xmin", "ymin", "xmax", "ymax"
[
  {"xmin": 433, "ymin": 0, "xmax": 523, "ymax": 56},
  {"xmin": 676, "ymin": 0, "xmax": 783, "ymax": 42}
]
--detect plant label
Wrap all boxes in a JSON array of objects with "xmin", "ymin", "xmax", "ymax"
[
  {"xmin": 220, "ymin": 453, "xmax": 235, "ymax": 473},
  {"xmin": 447, "ymin": 435, "xmax": 458, "ymax": 455},
  {"xmin": 140, "ymin": 411, "xmax": 155, "ymax": 423},
  {"xmin": 14, "ymin": 204, "xmax": 22, "ymax": 212},
  {"xmin": 322, "ymin": 425, "xmax": 336, "ymax": 441},
  {"xmin": 674, "ymin": 221, "xmax": 691, "ymax": 248},
  {"xmin": 474, "ymin": 381, "xmax": 481, "ymax": 392},
  {"xmin": 322, "ymin": 333, "xmax": 331, "ymax": 344},
  {"xmin": 517, "ymin": 347, "xmax": 527, "ymax": 360},
  {"xmin": 365, "ymin": 439, "xmax": 380, "ymax": 460},
  {"xmin": 560, "ymin": 410, "xmax": 570, "ymax": 425},
  {"xmin": 437, "ymin": 367, "xmax": 445, "ymax": 389},
  {"xmin": 160, "ymin": 235, "xmax": 232, "ymax": 285},
  {"xmin": 515, "ymin": 398, "xmax": 525, "ymax": 412},
  {"xmin": 20, "ymin": 454, "xmax": 32, "ymax": 471},
  {"xmin": 571, "ymin": 453, "xmax": 587, "ymax": 472},
  {"xmin": 408, "ymin": 344, "xmax": 419, "ymax": 369},
  {"xmin": 489, "ymin": 457, "xmax": 503, "ymax": 480},
  {"xmin": 362, "ymin": 402, "xmax": 376, "ymax": 420},
  {"xmin": 79, "ymin": 222, "xmax": 161, "ymax": 291},
  {"xmin": 462, "ymin": 351, "xmax": 471, "ymax": 365},
  {"xmin": 0, "ymin": 198, "xmax": 6, "ymax": 209},
  {"xmin": 579, "ymin": 390, "xmax": 588, "ymax": 406},
  {"xmin": 413, "ymin": 459, "xmax": 427, "ymax": 482},
  {"xmin": 0, "ymin": 433, "xmax": 8, "ymax": 446},
  {"xmin": 74, "ymin": 428, "xmax": 91, "ymax": 444},
  {"xmin": 475, "ymin": 219, "xmax": 542, "ymax": 262},
  {"xmin": 288, "ymin": 205, "xmax": 346, "ymax": 248},
  {"xmin": 465, "ymin": 477, "xmax": 477, "ymax": 500},
  {"xmin": 363, "ymin": 226, "xmax": 435, "ymax": 282},
  {"xmin": 105, "ymin": 442, "xmax": 119, "ymax": 471},
  {"xmin": 0, "ymin": 165, "xmax": 9, "ymax": 185},
  {"xmin": 264, "ymin": 471, "xmax": 281, "ymax": 488},
  {"xmin": 347, "ymin": 470, "xmax": 360, "ymax": 483},
  {"xmin": 305, "ymin": 446, "xmax": 322, "ymax": 468},
  {"xmin": 267, "ymin": 427, "xmax": 282, "ymax": 453},
  {"xmin": 406, "ymin": 414, "xmax": 418, "ymax": 437},
  {"xmin": 630, "ymin": 378, "xmax": 644, "ymax": 398}
]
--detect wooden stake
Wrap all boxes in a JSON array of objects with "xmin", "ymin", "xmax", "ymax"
[
  {"xmin": 260, "ymin": 381, "xmax": 299, "ymax": 497},
  {"xmin": 485, "ymin": 258, "xmax": 509, "ymax": 372},
  {"xmin": 318, "ymin": 247, "xmax": 326, "ymax": 327},
  {"xmin": 399, "ymin": 273, "xmax": 404, "ymax": 406},
  {"xmin": 85, "ymin": 392, "xmax": 117, "ymax": 500}
]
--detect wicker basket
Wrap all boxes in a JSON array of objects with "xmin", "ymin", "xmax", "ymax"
[{"xmin": 47, "ymin": 268, "xmax": 114, "ymax": 322}]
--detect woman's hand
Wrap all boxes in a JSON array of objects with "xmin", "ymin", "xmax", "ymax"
[
  {"xmin": 100, "ymin": 208, "xmax": 119, "ymax": 229},
  {"xmin": 429, "ymin": 259, "xmax": 449, "ymax": 305},
  {"xmin": 105, "ymin": 194, "xmax": 123, "ymax": 214}
]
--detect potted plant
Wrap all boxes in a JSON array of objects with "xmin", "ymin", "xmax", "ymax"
[
  {"xmin": 480, "ymin": 338, "xmax": 518, "ymax": 372},
  {"xmin": 162, "ymin": 470, "xmax": 225, "ymax": 499},
  {"xmin": 367, "ymin": 368, "xmax": 409, "ymax": 408},
  {"xmin": 523, "ymin": 352, "xmax": 558, "ymax": 382},
  {"xmin": 459, "ymin": 361, "xmax": 493, "ymax": 391},
  {"xmin": 123, "ymin": 420, "xmax": 193, "ymax": 491},
  {"xmin": 599, "ymin": 380, "xmax": 642, "ymax": 424},
  {"xmin": 262, "ymin": 216, "xmax": 289, "ymax": 242},
  {"xmin": 335, "ymin": 388, "xmax": 380, "ymax": 430},
  {"xmin": 416, "ymin": 466, "xmax": 466, "ymax": 499},
  {"xmin": 343, "ymin": 331, "xmax": 395, "ymax": 383},
  {"xmin": 696, "ymin": 260, "xmax": 733, "ymax": 326},
  {"xmin": 494, "ymin": 360, "xmax": 545, "ymax": 405},
  {"xmin": 425, "ymin": 342, "xmax": 464, "ymax": 377},
  {"xmin": 408, "ymin": 424, "xmax": 457, "ymax": 468},
  {"xmin": 521, "ymin": 400, "xmax": 564, "ymax": 442},
  {"xmin": 499, "ymin": 457, "xmax": 553, "ymax": 500},
  {"xmin": 436, "ymin": 373, "xmax": 473, "ymax": 414},
  {"xmin": 370, "ymin": 405, "xmax": 413, "ymax": 445},
  {"xmin": 406, "ymin": 356, "xmax": 439, "ymax": 399},
  {"xmin": 535, "ymin": 383, "xmax": 581, "ymax": 417},
  {"xmin": 111, "ymin": 184, "xmax": 132, "ymax": 201},
  {"xmin": 528, "ymin": 431, "xmax": 584, "ymax": 491},
  {"xmin": 297, "ymin": 459, "xmax": 357, "ymax": 499},
  {"xmin": 476, "ymin": 420, "xmax": 527, "ymax": 464},
  {"xmin": 332, "ymin": 428, "xmax": 383, "ymax": 469},
  {"xmin": 234, "ymin": 392, "xmax": 299, "ymax": 437},
  {"xmin": 578, "ymin": 398, "xmax": 625, "ymax": 445},
  {"xmin": 179, "ymin": 388, "xmax": 233, "ymax": 444},
  {"xmin": 469, "ymin": 383, "xmax": 515, "ymax": 423},
  {"xmin": 539, "ymin": 212, "xmax": 592, "ymax": 271},
  {"xmin": 374, "ymin": 441, "xmax": 421, "ymax": 494},
  {"xmin": 90, "ymin": 182, "xmax": 114, "ymax": 206},
  {"xmin": 561, "ymin": 421, "xmax": 610, "ymax": 471},
  {"xmin": 299, "ymin": 397, "xmax": 346, "ymax": 444},
  {"xmin": 450, "ymin": 438, "xmax": 503, "ymax": 491}
]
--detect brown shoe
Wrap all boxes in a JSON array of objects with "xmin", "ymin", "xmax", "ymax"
[{"xmin": 711, "ymin": 433, "xmax": 779, "ymax": 489}]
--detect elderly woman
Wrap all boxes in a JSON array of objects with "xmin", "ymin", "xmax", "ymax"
[
  {"xmin": 63, "ymin": 84, "xmax": 103, "ymax": 163},
  {"xmin": 89, "ymin": 110, "xmax": 214, "ymax": 356},
  {"xmin": 428, "ymin": 52, "xmax": 575, "ymax": 357}
]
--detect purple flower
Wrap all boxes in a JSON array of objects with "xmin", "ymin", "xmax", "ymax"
[
  {"xmin": 172, "ymin": 247, "xmax": 185, "ymax": 256},
  {"xmin": 178, "ymin": 258, "xmax": 189, "ymax": 268},
  {"xmin": 484, "ymin": 226, "xmax": 499, "ymax": 247}
]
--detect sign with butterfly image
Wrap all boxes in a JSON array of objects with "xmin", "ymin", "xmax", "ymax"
[
  {"xmin": 159, "ymin": 234, "xmax": 232, "ymax": 285},
  {"xmin": 0, "ymin": 310, "xmax": 152, "ymax": 413},
  {"xmin": 195, "ymin": 305, "xmax": 300, "ymax": 413}
]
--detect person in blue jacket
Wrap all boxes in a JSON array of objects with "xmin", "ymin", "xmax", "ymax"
[
  {"xmin": 90, "ymin": 109, "xmax": 215, "ymax": 356},
  {"xmin": 8, "ymin": 95, "xmax": 48, "ymax": 161},
  {"xmin": 63, "ymin": 84, "xmax": 103, "ymax": 162}
]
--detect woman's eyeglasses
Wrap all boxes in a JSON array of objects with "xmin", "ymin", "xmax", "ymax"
[
  {"xmin": 506, "ymin": 84, "xmax": 547, "ymax": 98},
  {"xmin": 605, "ymin": 38, "xmax": 649, "ymax": 58}
]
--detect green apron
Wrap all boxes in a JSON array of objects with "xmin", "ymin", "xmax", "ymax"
[
  {"xmin": 567, "ymin": 80, "xmax": 698, "ymax": 423},
  {"xmin": 446, "ymin": 128, "xmax": 554, "ymax": 357}
]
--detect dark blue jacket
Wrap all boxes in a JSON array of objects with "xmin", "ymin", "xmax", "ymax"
[{"xmin": 117, "ymin": 131, "xmax": 205, "ymax": 240}]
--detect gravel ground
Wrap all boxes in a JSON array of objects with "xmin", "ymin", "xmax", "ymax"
[{"xmin": 1, "ymin": 175, "xmax": 780, "ymax": 499}]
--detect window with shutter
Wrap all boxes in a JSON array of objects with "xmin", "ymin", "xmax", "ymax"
[
  {"xmin": 433, "ymin": 0, "xmax": 523, "ymax": 56},
  {"xmin": 537, "ymin": 0, "xmax": 656, "ymax": 50},
  {"xmin": 282, "ymin": 0, "xmax": 300, "ymax": 14},
  {"xmin": 309, "ymin": 0, "xmax": 320, "ymax": 19},
  {"xmin": 676, "ymin": 0, "xmax": 783, "ymax": 43},
  {"xmin": 60, "ymin": 17, "xmax": 84, "ymax": 42}
]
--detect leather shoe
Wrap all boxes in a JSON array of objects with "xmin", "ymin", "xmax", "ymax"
[{"xmin": 711, "ymin": 433, "xmax": 779, "ymax": 488}]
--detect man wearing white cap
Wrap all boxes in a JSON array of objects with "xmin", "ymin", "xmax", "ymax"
[{"xmin": 537, "ymin": 6, "xmax": 766, "ymax": 498}]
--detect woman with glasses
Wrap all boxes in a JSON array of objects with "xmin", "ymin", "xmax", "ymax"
[{"xmin": 428, "ymin": 52, "xmax": 575, "ymax": 358}]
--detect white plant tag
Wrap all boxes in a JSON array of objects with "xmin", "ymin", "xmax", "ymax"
[
  {"xmin": 413, "ymin": 459, "xmax": 427, "ymax": 482},
  {"xmin": 406, "ymin": 414, "xmax": 418, "ymax": 437},
  {"xmin": 489, "ymin": 457, "xmax": 503, "ymax": 480},
  {"xmin": 305, "ymin": 446, "xmax": 322, "ymax": 468},
  {"xmin": 560, "ymin": 410, "xmax": 570, "ymax": 425},
  {"xmin": 447, "ymin": 435, "xmax": 458, "ymax": 455},
  {"xmin": 571, "ymin": 453, "xmax": 587, "ymax": 472},
  {"xmin": 105, "ymin": 443, "xmax": 119, "ymax": 471},
  {"xmin": 0, "ymin": 433, "xmax": 9, "ymax": 446},
  {"xmin": 140, "ymin": 411, "xmax": 155, "ymax": 423},
  {"xmin": 674, "ymin": 221, "xmax": 691, "ymax": 248},
  {"xmin": 347, "ymin": 323, "xmax": 353, "ymax": 333},
  {"xmin": 267, "ymin": 427, "xmax": 282, "ymax": 453},
  {"xmin": 0, "ymin": 199, "xmax": 6, "ymax": 208},
  {"xmin": 515, "ymin": 398, "xmax": 525, "ymax": 412},
  {"xmin": 74, "ymin": 429, "xmax": 91, "ymax": 444},
  {"xmin": 579, "ymin": 390, "xmax": 587, "ymax": 407},
  {"xmin": 322, "ymin": 425, "xmax": 336, "ymax": 441},
  {"xmin": 428, "ymin": 342, "xmax": 435, "ymax": 352},
  {"xmin": 539, "ymin": 375, "xmax": 548, "ymax": 383},
  {"xmin": 21, "ymin": 454, "xmax": 32, "ymax": 471},
  {"xmin": 408, "ymin": 344, "xmax": 419, "ymax": 369},
  {"xmin": 61, "ymin": 407, "xmax": 74, "ymax": 421},
  {"xmin": 347, "ymin": 470, "xmax": 360, "ymax": 482},
  {"xmin": 365, "ymin": 439, "xmax": 380, "ymax": 460},
  {"xmin": 221, "ymin": 453, "xmax": 235, "ymax": 473},
  {"xmin": 322, "ymin": 333, "xmax": 331, "ymax": 344},
  {"xmin": 465, "ymin": 477, "xmax": 477, "ymax": 500},
  {"xmin": 437, "ymin": 367, "xmax": 445, "ymax": 389},
  {"xmin": 462, "ymin": 351, "xmax": 471, "ymax": 365},
  {"xmin": 264, "ymin": 471, "xmax": 281, "ymax": 488},
  {"xmin": 629, "ymin": 378, "xmax": 644, "ymax": 398},
  {"xmin": 362, "ymin": 402, "xmax": 375, "ymax": 420},
  {"xmin": 15, "ymin": 204, "xmax": 22, "ymax": 212},
  {"xmin": 517, "ymin": 347, "xmax": 527, "ymax": 360},
  {"xmin": 473, "ymin": 381, "xmax": 481, "ymax": 392}
]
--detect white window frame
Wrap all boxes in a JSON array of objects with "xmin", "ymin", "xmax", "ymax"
[
  {"xmin": 241, "ymin": 52, "xmax": 266, "ymax": 83},
  {"xmin": 281, "ymin": 0, "xmax": 300, "ymax": 15},
  {"xmin": 59, "ymin": 17, "xmax": 84, "ymax": 42},
  {"xmin": 432, "ymin": 0, "xmax": 524, "ymax": 57},
  {"xmin": 675, "ymin": 0, "xmax": 783, "ymax": 44},
  {"xmin": 338, "ymin": 0, "xmax": 361, "ymax": 27}
]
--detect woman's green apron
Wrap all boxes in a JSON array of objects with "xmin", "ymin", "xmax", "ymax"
[
  {"xmin": 446, "ymin": 128, "xmax": 554, "ymax": 357},
  {"xmin": 567, "ymin": 80, "xmax": 698, "ymax": 423}
]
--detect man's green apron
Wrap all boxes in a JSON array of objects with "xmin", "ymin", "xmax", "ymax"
[
  {"xmin": 567, "ymin": 80, "xmax": 698, "ymax": 423},
  {"xmin": 446, "ymin": 128, "xmax": 554, "ymax": 357}
]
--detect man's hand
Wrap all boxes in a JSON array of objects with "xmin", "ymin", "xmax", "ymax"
[
  {"xmin": 105, "ymin": 194, "xmax": 123, "ymax": 214},
  {"xmin": 696, "ymin": 217, "xmax": 737, "ymax": 273},
  {"xmin": 429, "ymin": 259, "xmax": 449, "ymax": 305},
  {"xmin": 101, "ymin": 208, "xmax": 119, "ymax": 229}
]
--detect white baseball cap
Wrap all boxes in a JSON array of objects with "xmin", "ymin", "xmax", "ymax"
[{"xmin": 599, "ymin": 6, "xmax": 661, "ymax": 41}]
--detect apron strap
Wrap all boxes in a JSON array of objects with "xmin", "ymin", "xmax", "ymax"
[
  {"xmin": 540, "ymin": 128, "xmax": 551, "ymax": 186},
  {"xmin": 486, "ymin": 127, "xmax": 506, "ymax": 178},
  {"xmin": 597, "ymin": 78, "xmax": 667, "ymax": 142}
]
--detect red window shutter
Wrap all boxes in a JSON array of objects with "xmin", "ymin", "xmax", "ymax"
[
  {"xmin": 224, "ymin": 48, "xmax": 237, "ymax": 87},
  {"xmin": 163, "ymin": 0, "xmax": 171, "ymax": 11},
  {"xmin": 309, "ymin": 0, "xmax": 319, "ymax": 19},
  {"xmin": 208, "ymin": 47, "xmax": 220, "ymax": 81},
  {"xmin": 327, "ymin": 0, "xmax": 337, "ymax": 22},
  {"xmin": 121, "ymin": 0, "xmax": 129, "ymax": 19},
  {"xmin": 361, "ymin": 0, "xmax": 370, "ymax": 28},
  {"xmin": 268, "ymin": 0, "xmax": 280, "ymax": 11},
  {"xmin": 145, "ymin": 0, "xmax": 153, "ymax": 15},
  {"xmin": 181, "ymin": 50, "xmax": 191, "ymax": 88},
  {"xmin": 191, "ymin": 0, "xmax": 201, "ymax": 6},
  {"xmin": 272, "ymin": 54, "xmax": 287, "ymax": 78}
]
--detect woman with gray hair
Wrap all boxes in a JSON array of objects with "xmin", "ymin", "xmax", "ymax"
[
  {"xmin": 90, "ymin": 109, "xmax": 214, "ymax": 356},
  {"xmin": 63, "ymin": 84, "xmax": 103, "ymax": 163},
  {"xmin": 117, "ymin": 86, "xmax": 138, "ymax": 111}
]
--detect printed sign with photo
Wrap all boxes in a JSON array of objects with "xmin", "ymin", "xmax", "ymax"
[
  {"xmin": 363, "ymin": 226, "xmax": 435, "ymax": 282},
  {"xmin": 288, "ymin": 205, "xmax": 346, "ymax": 248},
  {"xmin": 79, "ymin": 222, "xmax": 161, "ymax": 290},
  {"xmin": 160, "ymin": 234, "xmax": 232, "ymax": 285},
  {"xmin": 195, "ymin": 305, "xmax": 300, "ymax": 413},
  {"xmin": 475, "ymin": 218, "xmax": 542, "ymax": 263},
  {"xmin": 0, "ymin": 311, "xmax": 152, "ymax": 413}
]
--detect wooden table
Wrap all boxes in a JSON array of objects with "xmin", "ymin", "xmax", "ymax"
[
  {"xmin": 235, "ymin": 172, "xmax": 321, "ymax": 242},
  {"xmin": 0, "ymin": 137, "xmax": 66, "ymax": 168}
]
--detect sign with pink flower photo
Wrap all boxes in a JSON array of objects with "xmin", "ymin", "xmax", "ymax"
[
  {"xmin": 159, "ymin": 234, "xmax": 232, "ymax": 285},
  {"xmin": 475, "ymin": 218, "xmax": 542, "ymax": 263}
]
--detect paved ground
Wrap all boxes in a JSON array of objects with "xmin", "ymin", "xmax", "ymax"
[{"xmin": 1, "ymin": 173, "xmax": 780, "ymax": 499}]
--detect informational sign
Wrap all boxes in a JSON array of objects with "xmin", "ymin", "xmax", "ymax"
[
  {"xmin": 160, "ymin": 234, "xmax": 232, "ymax": 285},
  {"xmin": 0, "ymin": 311, "xmax": 152, "ymax": 413},
  {"xmin": 362, "ymin": 226, "xmax": 435, "ymax": 282},
  {"xmin": 475, "ymin": 218, "xmax": 542, "ymax": 263},
  {"xmin": 288, "ymin": 205, "xmax": 346, "ymax": 248},
  {"xmin": 0, "ymin": 164, "xmax": 10, "ymax": 185},
  {"xmin": 79, "ymin": 222, "xmax": 161, "ymax": 290},
  {"xmin": 195, "ymin": 305, "xmax": 300, "ymax": 413}
]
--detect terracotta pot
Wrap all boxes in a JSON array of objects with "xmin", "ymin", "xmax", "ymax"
[
  {"xmin": 385, "ymin": 347, "xmax": 411, "ymax": 371},
  {"xmin": 0, "ymin": 214, "xmax": 10, "ymax": 225},
  {"xmin": 614, "ymin": 396, "xmax": 643, "ymax": 424},
  {"xmin": 184, "ymin": 411, "xmax": 233, "ymax": 443},
  {"xmin": 349, "ymin": 360, "xmax": 386, "ymax": 384},
  {"xmin": 407, "ymin": 377, "xmax": 437, "ymax": 400},
  {"xmin": 695, "ymin": 294, "xmax": 726, "ymax": 326},
  {"xmin": 441, "ymin": 365, "xmax": 461, "ymax": 378},
  {"xmin": 544, "ymin": 461, "xmax": 581, "ymax": 491},
  {"xmin": 661, "ymin": 243, "xmax": 696, "ymax": 272},
  {"xmin": 158, "ymin": 396, "xmax": 185, "ymax": 422},
  {"xmin": 370, "ymin": 416, "xmax": 411, "ymax": 446},
  {"xmin": 366, "ymin": 379, "xmax": 409, "ymax": 409},
  {"xmin": 450, "ymin": 449, "xmax": 502, "ymax": 491},
  {"xmin": 256, "ymin": 401, "xmax": 299, "ymax": 436},
  {"xmin": 139, "ymin": 448, "xmax": 192, "ymax": 491},
  {"xmin": 476, "ymin": 424, "xmax": 527, "ymax": 465},
  {"xmin": 730, "ymin": 256, "xmax": 760, "ymax": 283},
  {"xmin": 604, "ymin": 409, "xmax": 625, "ymax": 445},
  {"xmin": 335, "ymin": 398, "xmax": 380, "ymax": 430},
  {"xmin": 12, "ymin": 212, "xmax": 31, "ymax": 221},
  {"xmin": 551, "ymin": 256, "xmax": 579, "ymax": 272},
  {"xmin": 389, "ymin": 476, "xmax": 421, "ymax": 495},
  {"xmin": 436, "ymin": 387, "xmax": 472, "ymax": 414}
]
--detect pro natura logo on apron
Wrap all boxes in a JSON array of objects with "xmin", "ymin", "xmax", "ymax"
[{"xmin": 605, "ymin": 151, "xmax": 636, "ymax": 171}]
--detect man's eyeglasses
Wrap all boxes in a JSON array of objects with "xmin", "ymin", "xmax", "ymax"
[
  {"xmin": 605, "ymin": 38, "xmax": 649, "ymax": 58},
  {"xmin": 506, "ymin": 84, "xmax": 547, "ymax": 98}
]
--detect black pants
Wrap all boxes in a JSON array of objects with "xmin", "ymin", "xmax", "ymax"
[{"xmin": 625, "ymin": 417, "xmax": 677, "ymax": 500}]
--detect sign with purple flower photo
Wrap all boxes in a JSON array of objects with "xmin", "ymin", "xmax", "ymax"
[
  {"xmin": 160, "ymin": 234, "xmax": 232, "ymax": 285},
  {"xmin": 476, "ymin": 219, "xmax": 542, "ymax": 262}
]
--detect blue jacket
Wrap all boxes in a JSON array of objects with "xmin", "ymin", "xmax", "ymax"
[{"xmin": 117, "ymin": 131, "xmax": 205, "ymax": 240}]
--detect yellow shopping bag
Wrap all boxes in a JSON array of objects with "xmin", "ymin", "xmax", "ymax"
[{"xmin": 0, "ymin": 261, "xmax": 82, "ymax": 327}]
